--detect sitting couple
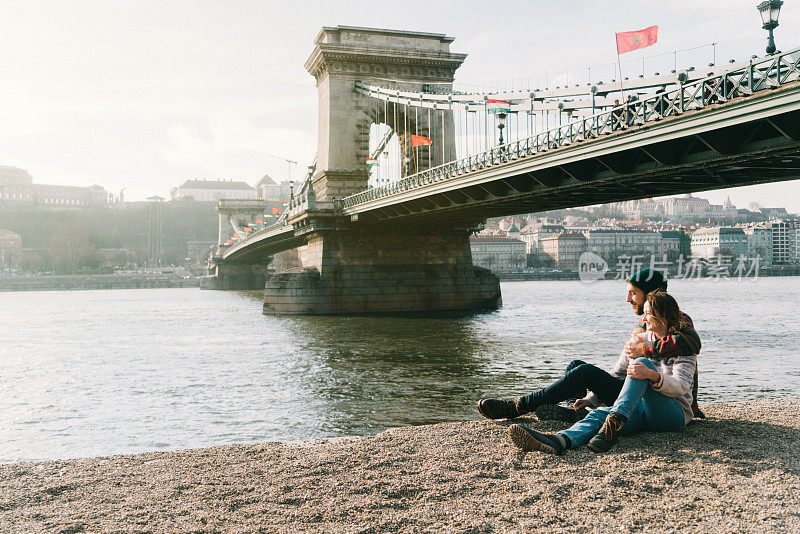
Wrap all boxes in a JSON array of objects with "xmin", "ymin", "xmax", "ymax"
[{"xmin": 478, "ymin": 268, "xmax": 702, "ymax": 454}]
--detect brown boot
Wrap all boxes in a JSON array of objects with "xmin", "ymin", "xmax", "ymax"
[
  {"xmin": 587, "ymin": 412, "xmax": 626, "ymax": 453},
  {"xmin": 477, "ymin": 398, "xmax": 526, "ymax": 420}
]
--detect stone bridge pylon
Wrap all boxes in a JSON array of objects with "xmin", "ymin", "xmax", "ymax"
[
  {"xmin": 260, "ymin": 26, "xmax": 501, "ymax": 314},
  {"xmin": 203, "ymin": 198, "xmax": 272, "ymax": 290},
  {"xmin": 304, "ymin": 26, "xmax": 465, "ymax": 199}
]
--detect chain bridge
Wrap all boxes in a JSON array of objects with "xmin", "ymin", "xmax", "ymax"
[{"xmin": 208, "ymin": 26, "xmax": 800, "ymax": 315}]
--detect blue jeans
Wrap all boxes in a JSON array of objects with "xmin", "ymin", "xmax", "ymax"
[
  {"xmin": 558, "ymin": 357, "xmax": 686, "ymax": 448},
  {"xmin": 517, "ymin": 359, "xmax": 624, "ymax": 412}
]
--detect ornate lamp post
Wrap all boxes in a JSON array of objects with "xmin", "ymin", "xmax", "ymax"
[
  {"xmin": 487, "ymin": 99, "xmax": 511, "ymax": 146},
  {"xmin": 757, "ymin": 0, "xmax": 783, "ymax": 55},
  {"xmin": 497, "ymin": 112, "xmax": 507, "ymax": 144}
]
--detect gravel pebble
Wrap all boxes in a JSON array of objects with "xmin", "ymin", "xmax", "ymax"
[{"xmin": 1, "ymin": 398, "xmax": 798, "ymax": 533}]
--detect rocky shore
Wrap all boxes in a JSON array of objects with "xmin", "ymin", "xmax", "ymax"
[{"xmin": 1, "ymin": 398, "xmax": 798, "ymax": 533}]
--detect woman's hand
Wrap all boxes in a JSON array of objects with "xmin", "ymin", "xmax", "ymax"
[
  {"xmin": 627, "ymin": 361, "xmax": 658, "ymax": 381},
  {"xmin": 624, "ymin": 336, "xmax": 645, "ymax": 359}
]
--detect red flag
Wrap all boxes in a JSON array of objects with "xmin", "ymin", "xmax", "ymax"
[
  {"xmin": 411, "ymin": 134, "xmax": 432, "ymax": 147},
  {"xmin": 272, "ymin": 207, "xmax": 281, "ymax": 214},
  {"xmin": 615, "ymin": 26, "xmax": 658, "ymax": 54}
]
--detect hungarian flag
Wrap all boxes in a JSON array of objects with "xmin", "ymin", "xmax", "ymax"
[
  {"xmin": 411, "ymin": 134, "xmax": 432, "ymax": 147},
  {"xmin": 272, "ymin": 207, "xmax": 281, "ymax": 214},
  {"xmin": 615, "ymin": 25, "xmax": 658, "ymax": 54},
  {"xmin": 366, "ymin": 158, "xmax": 379, "ymax": 168},
  {"xmin": 487, "ymin": 99, "xmax": 511, "ymax": 114}
]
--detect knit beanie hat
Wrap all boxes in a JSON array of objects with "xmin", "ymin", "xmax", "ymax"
[{"xmin": 626, "ymin": 268, "xmax": 667, "ymax": 294}]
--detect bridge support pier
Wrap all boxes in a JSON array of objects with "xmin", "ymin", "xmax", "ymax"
[
  {"xmin": 201, "ymin": 263, "xmax": 269, "ymax": 291},
  {"xmin": 263, "ymin": 228, "xmax": 501, "ymax": 315}
]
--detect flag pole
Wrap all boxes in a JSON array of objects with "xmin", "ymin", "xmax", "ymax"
[
  {"xmin": 616, "ymin": 43, "xmax": 625, "ymax": 103},
  {"xmin": 615, "ymin": 33, "xmax": 626, "ymax": 130}
]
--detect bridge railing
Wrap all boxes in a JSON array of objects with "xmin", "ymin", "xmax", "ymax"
[{"xmin": 340, "ymin": 48, "xmax": 800, "ymax": 210}]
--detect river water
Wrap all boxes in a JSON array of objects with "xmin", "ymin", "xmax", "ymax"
[{"xmin": 2, "ymin": 278, "xmax": 799, "ymax": 464}]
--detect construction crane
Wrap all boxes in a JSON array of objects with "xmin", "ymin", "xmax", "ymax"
[{"xmin": 260, "ymin": 152, "xmax": 300, "ymax": 181}]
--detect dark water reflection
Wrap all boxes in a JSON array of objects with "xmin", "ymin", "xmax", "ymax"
[
  {"xmin": 3, "ymin": 278, "xmax": 800, "ymax": 463},
  {"xmin": 241, "ymin": 301, "xmax": 509, "ymax": 436}
]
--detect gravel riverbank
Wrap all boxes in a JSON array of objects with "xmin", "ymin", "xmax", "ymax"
[{"xmin": 1, "ymin": 398, "xmax": 798, "ymax": 533}]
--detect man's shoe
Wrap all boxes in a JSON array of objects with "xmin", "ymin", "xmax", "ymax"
[
  {"xmin": 587, "ymin": 413, "xmax": 626, "ymax": 453},
  {"xmin": 534, "ymin": 404, "xmax": 588, "ymax": 424},
  {"xmin": 508, "ymin": 424, "xmax": 566, "ymax": 455},
  {"xmin": 477, "ymin": 398, "xmax": 525, "ymax": 420},
  {"xmin": 691, "ymin": 401, "xmax": 706, "ymax": 419}
]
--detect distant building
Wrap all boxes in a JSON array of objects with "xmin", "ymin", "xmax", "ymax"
[
  {"xmin": 614, "ymin": 194, "xmax": 741, "ymax": 223},
  {"xmin": 470, "ymin": 235, "xmax": 526, "ymax": 272},
  {"xmin": 657, "ymin": 230, "xmax": 688, "ymax": 260},
  {"xmin": 743, "ymin": 226, "xmax": 773, "ymax": 266},
  {"xmin": 584, "ymin": 229, "xmax": 660, "ymax": 264},
  {"xmin": 690, "ymin": 227, "xmax": 747, "ymax": 260},
  {"xmin": 0, "ymin": 166, "xmax": 108, "ymax": 208},
  {"xmin": 33, "ymin": 183, "xmax": 108, "ymax": 208},
  {"xmin": 759, "ymin": 207, "xmax": 789, "ymax": 221},
  {"xmin": 0, "ymin": 166, "xmax": 33, "ymax": 203},
  {"xmin": 766, "ymin": 219, "xmax": 799, "ymax": 265},
  {"xmin": 171, "ymin": 179, "xmax": 256, "ymax": 202},
  {"xmin": 541, "ymin": 232, "xmax": 587, "ymax": 269},
  {"xmin": 254, "ymin": 174, "xmax": 291, "ymax": 202},
  {"xmin": 0, "ymin": 229, "xmax": 22, "ymax": 269},
  {"xmin": 519, "ymin": 223, "xmax": 563, "ymax": 253}
]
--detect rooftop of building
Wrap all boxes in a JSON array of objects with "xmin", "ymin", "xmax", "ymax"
[
  {"xmin": 179, "ymin": 179, "xmax": 255, "ymax": 191},
  {"xmin": 542, "ymin": 232, "xmax": 587, "ymax": 240},
  {"xmin": 692, "ymin": 226, "xmax": 746, "ymax": 235},
  {"xmin": 0, "ymin": 165, "xmax": 31, "ymax": 174},
  {"xmin": 254, "ymin": 174, "xmax": 278, "ymax": 187},
  {"xmin": 659, "ymin": 230, "xmax": 685, "ymax": 238},
  {"xmin": 584, "ymin": 228, "xmax": 658, "ymax": 234},
  {"xmin": 470, "ymin": 235, "xmax": 524, "ymax": 243},
  {"xmin": 0, "ymin": 229, "xmax": 22, "ymax": 239}
]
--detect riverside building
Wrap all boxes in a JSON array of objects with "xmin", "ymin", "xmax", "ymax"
[
  {"xmin": 540, "ymin": 232, "xmax": 587, "ymax": 269},
  {"xmin": 584, "ymin": 229, "xmax": 660, "ymax": 264},
  {"xmin": 469, "ymin": 235, "xmax": 526, "ymax": 272},
  {"xmin": 766, "ymin": 219, "xmax": 799, "ymax": 265},
  {"xmin": 743, "ymin": 226, "xmax": 774, "ymax": 266},
  {"xmin": 690, "ymin": 227, "xmax": 748, "ymax": 260},
  {"xmin": 519, "ymin": 223, "xmax": 564, "ymax": 265}
]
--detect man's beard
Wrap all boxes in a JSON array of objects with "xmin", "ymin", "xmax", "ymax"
[{"xmin": 634, "ymin": 303, "xmax": 644, "ymax": 315}]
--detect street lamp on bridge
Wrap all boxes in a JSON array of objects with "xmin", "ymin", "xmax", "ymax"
[
  {"xmin": 496, "ymin": 112, "xmax": 507, "ymax": 145},
  {"xmin": 757, "ymin": 0, "xmax": 783, "ymax": 55}
]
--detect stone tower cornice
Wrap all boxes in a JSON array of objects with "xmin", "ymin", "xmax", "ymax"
[{"xmin": 304, "ymin": 26, "xmax": 467, "ymax": 83}]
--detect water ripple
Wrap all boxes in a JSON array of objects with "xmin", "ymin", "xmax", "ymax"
[{"xmin": 2, "ymin": 279, "xmax": 799, "ymax": 463}]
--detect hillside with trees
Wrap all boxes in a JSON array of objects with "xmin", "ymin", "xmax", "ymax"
[{"xmin": 0, "ymin": 202, "xmax": 218, "ymax": 273}]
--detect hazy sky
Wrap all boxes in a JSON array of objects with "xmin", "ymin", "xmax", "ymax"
[{"xmin": 2, "ymin": 0, "xmax": 799, "ymax": 210}]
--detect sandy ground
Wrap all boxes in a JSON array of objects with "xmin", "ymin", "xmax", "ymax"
[{"xmin": 1, "ymin": 398, "xmax": 798, "ymax": 533}]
